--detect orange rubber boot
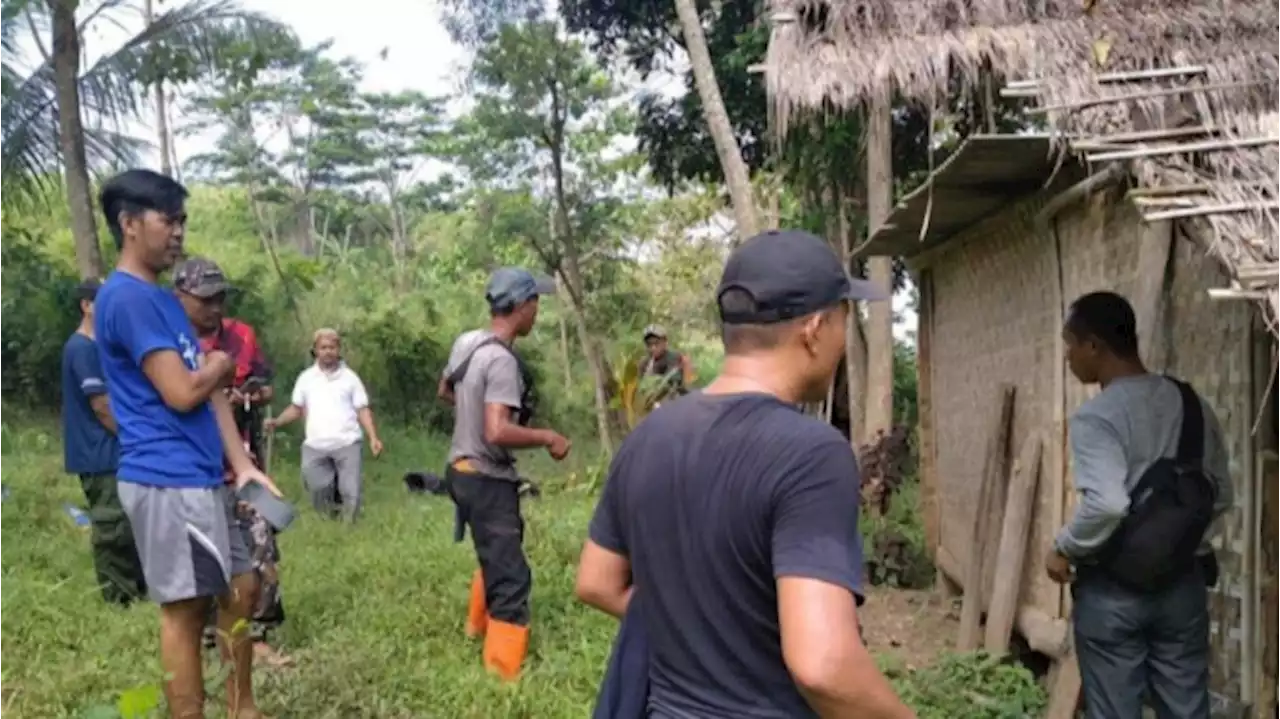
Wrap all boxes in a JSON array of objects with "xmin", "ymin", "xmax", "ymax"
[
  {"xmin": 482, "ymin": 619, "xmax": 529, "ymax": 682},
  {"xmin": 465, "ymin": 569, "xmax": 487, "ymax": 638}
]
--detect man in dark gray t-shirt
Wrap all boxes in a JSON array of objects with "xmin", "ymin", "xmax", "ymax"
[
  {"xmin": 437, "ymin": 267, "xmax": 570, "ymax": 683},
  {"xmin": 1050, "ymin": 291, "xmax": 1232, "ymax": 719},
  {"xmin": 576, "ymin": 230, "xmax": 914, "ymax": 718}
]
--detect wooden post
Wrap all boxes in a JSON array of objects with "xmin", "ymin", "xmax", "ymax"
[
  {"xmin": 957, "ymin": 385, "xmax": 1016, "ymax": 651},
  {"xmin": 1132, "ymin": 221, "xmax": 1176, "ymax": 372},
  {"xmin": 984, "ymin": 432, "xmax": 1045, "ymax": 655},
  {"xmin": 1254, "ymin": 447, "xmax": 1274, "ymax": 716},
  {"xmin": 1045, "ymin": 649, "xmax": 1083, "ymax": 719},
  {"xmin": 1049, "ymin": 218, "xmax": 1070, "ymax": 620},
  {"xmin": 916, "ymin": 270, "xmax": 940, "ymax": 563},
  {"xmin": 864, "ymin": 88, "xmax": 895, "ymax": 437}
]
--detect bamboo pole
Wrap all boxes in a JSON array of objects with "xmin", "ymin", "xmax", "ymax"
[
  {"xmin": 1086, "ymin": 136, "xmax": 1280, "ymax": 163},
  {"xmin": 1142, "ymin": 201, "xmax": 1279, "ymax": 222},
  {"xmin": 1006, "ymin": 64, "xmax": 1208, "ymax": 89},
  {"xmin": 1026, "ymin": 80, "xmax": 1265, "ymax": 116}
]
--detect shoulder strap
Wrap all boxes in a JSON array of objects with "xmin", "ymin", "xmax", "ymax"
[
  {"xmin": 446, "ymin": 336, "xmax": 505, "ymax": 387},
  {"xmin": 1167, "ymin": 376, "xmax": 1205, "ymax": 464},
  {"xmin": 446, "ymin": 336, "xmax": 531, "ymax": 389}
]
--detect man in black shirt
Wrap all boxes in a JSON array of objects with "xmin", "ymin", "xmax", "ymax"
[{"xmin": 576, "ymin": 230, "xmax": 914, "ymax": 718}]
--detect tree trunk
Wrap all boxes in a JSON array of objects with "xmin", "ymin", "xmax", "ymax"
[
  {"xmin": 555, "ymin": 274, "xmax": 574, "ymax": 391},
  {"xmin": 864, "ymin": 91, "xmax": 895, "ymax": 440},
  {"xmin": 387, "ymin": 177, "xmax": 406, "ymax": 263},
  {"xmin": 839, "ymin": 204, "xmax": 869, "ymax": 447},
  {"xmin": 144, "ymin": 0, "xmax": 173, "ymax": 176},
  {"xmin": 672, "ymin": 0, "xmax": 759, "ymax": 240},
  {"xmin": 51, "ymin": 0, "xmax": 104, "ymax": 280},
  {"xmin": 560, "ymin": 253, "xmax": 615, "ymax": 454}
]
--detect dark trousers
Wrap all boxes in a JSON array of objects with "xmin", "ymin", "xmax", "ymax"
[
  {"xmin": 78, "ymin": 473, "xmax": 147, "ymax": 605},
  {"xmin": 1072, "ymin": 566, "xmax": 1211, "ymax": 719},
  {"xmin": 447, "ymin": 466, "xmax": 532, "ymax": 626}
]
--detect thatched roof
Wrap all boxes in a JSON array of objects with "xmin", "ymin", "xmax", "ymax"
[{"xmin": 763, "ymin": 0, "xmax": 1279, "ymax": 330}]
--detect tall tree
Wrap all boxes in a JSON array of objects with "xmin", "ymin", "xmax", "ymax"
[
  {"xmin": 350, "ymin": 91, "xmax": 447, "ymax": 262},
  {"xmin": 4, "ymin": 0, "xmax": 291, "ymax": 277},
  {"xmin": 452, "ymin": 20, "xmax": 641, "ymax": 451},
  {"xmin": 671, "ymin": 0, "xmax": 758, "ymax": 239}
]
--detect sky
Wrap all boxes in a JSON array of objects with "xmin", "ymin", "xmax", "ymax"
[{"xmin": 19, "ymin": 0, "xmax": 917, "ymax": 339}]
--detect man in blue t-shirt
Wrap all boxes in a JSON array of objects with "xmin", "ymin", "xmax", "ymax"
[
  {"xmin": 61, "ymin": 277, "xmax": 147, "ymax": 606},
  {"xmin": 94, "ymin": 169, "xmax": 282, "ymax": 719},
  {"xmin": 576, "ymin": 230, "xmax": 915, "ymax": 718}
]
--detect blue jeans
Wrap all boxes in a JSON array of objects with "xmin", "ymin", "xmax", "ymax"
[{"xmin": 1072, "ymin": 566, "xmax": 1211, "ymax": 719}]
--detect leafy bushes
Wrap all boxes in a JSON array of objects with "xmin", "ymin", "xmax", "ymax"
[
  {"xmin": 889, "ymin": 652, "xmax": 1048, "ymax": 718},
  {"xmin": 0, "ymin": 186, "xmax": 688, "ymax": 441},
  {"xmin": 1, "ymin": 226, "xmax": 82, "ymax": 406}
]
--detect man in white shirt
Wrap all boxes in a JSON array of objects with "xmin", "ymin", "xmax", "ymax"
[{"xmin": 266, "ymin": 328, "xmax": 384, "ymax": 522}]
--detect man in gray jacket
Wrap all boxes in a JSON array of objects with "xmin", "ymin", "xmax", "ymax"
[{"xmin": 1048, "ymin": 291, "xmax": 1232, "ymax": 719}]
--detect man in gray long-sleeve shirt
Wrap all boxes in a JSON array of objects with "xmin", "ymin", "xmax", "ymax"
[{"xmin": 1048, "ymin": 291, "xmax": 1232, "ymax": 719}]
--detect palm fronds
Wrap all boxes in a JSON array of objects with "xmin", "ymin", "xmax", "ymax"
[{"xmin": 1, "ymin": 0, "xmax": 293, "ymax": 202}]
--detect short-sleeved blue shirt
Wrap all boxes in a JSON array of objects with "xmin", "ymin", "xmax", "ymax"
[
  {"xmin": 589, "ymin": 392, "xmax": 865, "ymax": 718},
  {"xmin": 94, "ymin": 271, "xmax": 222, "ymax": 488},
  {"xmin": 61, "ymin": 333, "xmax": 119, "ymax": 475}
]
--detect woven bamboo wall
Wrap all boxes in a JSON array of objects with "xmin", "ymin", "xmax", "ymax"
[
  {"xmin": 925, "ymin": 189, "xmax": 1259, "ymax": 700},
  {"xmin": 927, "ymin": 194, "xmax": 1061, "ymax": 617}
]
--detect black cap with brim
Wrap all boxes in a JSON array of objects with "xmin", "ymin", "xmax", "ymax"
[
  {"xmin": 74, "ymin": 278, "xmax": 103, "ymax": 304},
  {"xmin": 717, "ymin": 229, "xmax": 889, "ymax": 325}
]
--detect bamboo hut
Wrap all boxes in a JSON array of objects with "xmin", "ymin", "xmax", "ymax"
[{"xmin": 762, "ymin": 0, "xmax": 1278, "ymax": 712}]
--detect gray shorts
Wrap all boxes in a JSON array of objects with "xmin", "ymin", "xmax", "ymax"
[{"xmin": 117, "ymin": 482, "xmax": 252, "ymax": 605}]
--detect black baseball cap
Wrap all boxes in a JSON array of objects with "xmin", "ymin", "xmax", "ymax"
[
  {"xmin": 173, "ymin": 256, "xmax": 231, "ymax": 298},
  {"xmin": 717, "ymin": 229, "xmax": 889, "ymax": 324},
  {"xmin": 74, "ymin": 278, "xmax": 102, "ymax": 304}
]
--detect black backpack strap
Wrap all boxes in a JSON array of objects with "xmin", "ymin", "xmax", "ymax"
[
  {"xmin": 445, "ymin": 336, "xmax": 534, "ymax": 400},
  {"xmin": 445, "ymin": 336, "xmax": 507, "ymax": 388},
  {"xmin": 1167, "ymin": 376, "xmax": 1205, "ymax": 464}
]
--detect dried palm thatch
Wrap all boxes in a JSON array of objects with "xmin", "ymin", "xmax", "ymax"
[{"xmin": 764, "ymin": 0, "xmax": 1279, "ymax": 330}]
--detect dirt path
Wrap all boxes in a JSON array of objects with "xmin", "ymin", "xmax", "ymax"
[{"xmin": 860, "ymin": 587, "xmax": 959, "ymax": 671}]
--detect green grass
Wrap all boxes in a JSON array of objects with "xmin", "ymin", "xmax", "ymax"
[
  {"xmin": 1, "ymin": 417, "xmax": 617, "ymax": 718},
  {"xmin": 2, "ymin": 415, "xmax": 1048, "ymax": 719}
]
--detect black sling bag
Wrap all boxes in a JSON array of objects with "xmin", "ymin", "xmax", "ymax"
[{"xmin": 1095, "ymin": 377, "xmax": 1218, "ymax": 593}]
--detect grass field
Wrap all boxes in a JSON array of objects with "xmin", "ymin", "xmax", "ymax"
[
  {"xmin": 1, "ymin": 418, "xmax": 620, "ymax": 718},
  {"xmin": 1, "ymin": 415, "xmax": 1048, "ymax": 719}
]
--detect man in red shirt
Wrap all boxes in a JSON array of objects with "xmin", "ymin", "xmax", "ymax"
[{"xmin": 174, "ymin": 257, "xmax": 290, "ymax": 667}]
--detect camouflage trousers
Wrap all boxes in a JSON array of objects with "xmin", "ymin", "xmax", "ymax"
[{"xmin": 203, "ymin": 500, "xmax": 285, "ymax": 646}]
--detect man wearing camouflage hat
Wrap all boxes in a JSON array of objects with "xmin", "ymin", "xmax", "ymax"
[
  {"xmin": 438, "ymin": 267, "xmax": 571, "ymax": 681},
  {"xmin": 637, "ymin": 324, "xmax": 694, "ymax": 409},
  {"xmin": 173, "ymin": 256, "xmax": 291, "ymax": 667}
]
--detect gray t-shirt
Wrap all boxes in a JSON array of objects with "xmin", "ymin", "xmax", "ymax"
[
  {"xmin": 1056, "ymin": 374, "xmax": 1233, "ymax": 559},
  {"xmin": 445, "ymin": 329, "xmax": 523, "ymax": 481}
]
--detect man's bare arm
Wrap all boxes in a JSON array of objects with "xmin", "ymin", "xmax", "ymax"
[
  {"xmin": 680, "ymin": 353, "xmax": 694, "ymax": 386},
  {"xmin": 483, "ymin": 403, "xmax": 553, "ymax": 449},
  {"xmin": 270, "ymin": 404, "xmax": 304, "ymax": 428},
  {"xmin": 779, "ymin": 577, "xmax": 915, "ymax": 719},
  {"xmin": 211, "ymin": 391, "xmax": 254, "ymax": 475},
  {"xmin": 88, "ymin": 394, "xmax": 118, "ymax": 434},
  {"xmin": 575, "ymin": 539, "xmax": 633, "ymax": 619},
  {"xmin": 357, "ymin": 407, "xmax": 380, "ymax": 443},
  {"xmin": 141, "ymin": 350, "xmax": 230, "ymax": 413}
]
